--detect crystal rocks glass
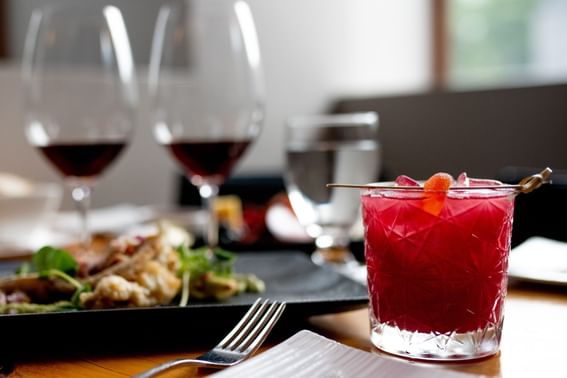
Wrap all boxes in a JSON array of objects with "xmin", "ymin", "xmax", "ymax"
[{"xmin": 361, "ymin": 183, "xmax": 516, "ymax": 360}]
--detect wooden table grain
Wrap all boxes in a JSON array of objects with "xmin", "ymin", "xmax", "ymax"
[{"xmin": 6, "ymin": 283, "xmax": 567, "ymax": 378}]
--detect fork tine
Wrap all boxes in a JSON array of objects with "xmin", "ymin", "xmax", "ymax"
[
  {"xmin": 243, "ymin": 301, "xmax": 286, "ymax": 354},
  {"xmin": 217, "ymin": 298, "xmax": 265, "ymax": 348},
  {"xmin": 234, "ymin": 301, "xmax": 286, "ymax": 354},
  {"xmin": 222, "ymin": 298, "xmax": 271, "ymax": 350}
]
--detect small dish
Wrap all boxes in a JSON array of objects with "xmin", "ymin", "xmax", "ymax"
[
  {"xmin": 265, "ymin": 202, "xmax": 311, "ymax": 243},
  {"xmin": 508, "ymin": 237, "xmax": 567, "ymax": 285},
  {"xmin": 265, "ymin": 202, "xmax": 364, "ymax": 244}
]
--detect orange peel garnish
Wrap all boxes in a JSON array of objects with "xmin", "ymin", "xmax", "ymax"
[{"xmin": 422, "ymin": 172, "xmax": 452, "ymax": 215}]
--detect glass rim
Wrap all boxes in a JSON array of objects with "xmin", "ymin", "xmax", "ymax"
[{"xmin": 360, "ymin": 181, "xmax": 519, "ymax": 195}]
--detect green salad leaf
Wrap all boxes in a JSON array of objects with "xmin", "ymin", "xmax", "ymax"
[
  {"xmin": 32, "ymin": 246, "xmax": 78, "ymax": 276},
  {"xmin": 15, "ymin": 246, "xmax": 91, "ymax": 309},
  {"xmin": 71, "ymin": 282, "xmax": 92, "ymax": 307},
  {"xmin": 176, "ymin": 245, "xmax": 236, "ymax": 278},
  {"xmin": 175, "ymin": 245, "xmax": 238, "ymax": 306},
  {"xmin": 211, "ymin": 247, "xmax": 236, "ymax": 277},
  {"xmin": 0, "ymin": 301, "xmax": 76, "ymax": 314}
]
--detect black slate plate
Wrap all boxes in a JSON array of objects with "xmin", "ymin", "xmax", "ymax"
[{"xmin": 0, "ymin": 251, "xmax": 368, "ymax": 354}]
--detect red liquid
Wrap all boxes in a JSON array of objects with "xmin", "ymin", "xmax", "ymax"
[
  {"xmin": 38, "ymin": 142, "xmax": 126, "ymax": 178},
  {"xmin": 166, "ymin": 140, "xmax": 251, "ymax": 184},
  {"xmin": 362, "ymin": 191, "xmax": 515, "ymax": 334}
]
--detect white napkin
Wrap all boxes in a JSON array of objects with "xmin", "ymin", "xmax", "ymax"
[
  {"xmin": 508, "ymin": 236, "xmax": 567, "ymax": 284},
  {"xmin": 212, "ymin": 330, "xmax": 480, "ymax": 378}
]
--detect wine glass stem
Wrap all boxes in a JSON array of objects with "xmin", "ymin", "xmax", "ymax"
[
  {"xmin": 199, "ymin": 183, "xmax": 219, "ymax": 249},
  {"xmin": 312, "ymin": 232, "xmax": 355, "ymax": 266},
  {"xmin": 71, "ymin": 184, "xmax": 92, "ymax": 249}
]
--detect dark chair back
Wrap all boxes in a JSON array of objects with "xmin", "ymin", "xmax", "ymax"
[{"xmin": 332, "ymin": 84, "xmax": 567, "ymax": 180}]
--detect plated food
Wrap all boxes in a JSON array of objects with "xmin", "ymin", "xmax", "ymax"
[{"xmin": 0, "ymin": 222, "xmax": 264, "ymax": 314}]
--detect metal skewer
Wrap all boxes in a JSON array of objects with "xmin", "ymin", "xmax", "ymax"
[{"xmin": 327, "ymin": 167, "xmax": 552, "ymax": 194}]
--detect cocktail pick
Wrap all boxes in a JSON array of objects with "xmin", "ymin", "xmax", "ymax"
[{"xmin": 327, "ymin": 167, "xmax": 552, "ymax": 194}]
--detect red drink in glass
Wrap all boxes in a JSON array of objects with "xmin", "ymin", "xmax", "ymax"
[
  {"xmin": 38, "ymin": 141, "xmax": 127, "ymax": 178},
  {"xmin": 166, "ymin": 139, "xmax": 251, "ymax": 185},
  {"xmin": 361, "ymin": 181, "xmax": 515, "ymax": 360}
]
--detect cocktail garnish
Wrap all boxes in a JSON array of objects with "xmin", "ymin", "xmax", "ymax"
[
  {"xmin": 517, "ymin": 167, "xmax": 552, "ymax": 193},
  {"xmin": 424, "ymin": 172, "xmax": 452, "ymax": 192},
  {"xmin": 422, "ymin": 172, "xmax": 452, "ymax": 215},
  {"xmin": 327, "ymin": 167, "xmax": 552, "ymax": 194}
]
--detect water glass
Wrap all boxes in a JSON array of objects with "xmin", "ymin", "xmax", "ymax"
[{"xmin": 285, "ymin": 112, "xmax": 381, "ymax": 266}]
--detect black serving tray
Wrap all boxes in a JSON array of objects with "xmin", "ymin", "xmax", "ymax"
[{"xmin": 0, "ymin": 251, "xmax": 368, "ymax": 355}]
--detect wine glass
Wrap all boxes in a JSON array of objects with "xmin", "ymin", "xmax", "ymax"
[
  {"xmin": 148, "ymin": 0, "xmax": 264, "ymax": 249},
  {"xmin": 22, "ymin": 3, "xmax": 138, "ymax": 248},
  {"xmin": 285, "ymin": 112, "xmax": 381, "ymax": 271}
]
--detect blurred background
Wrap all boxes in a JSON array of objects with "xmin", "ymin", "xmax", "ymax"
[{"xmin": 0, "ymin": 0, "xmax": 566, "ymax": 208}]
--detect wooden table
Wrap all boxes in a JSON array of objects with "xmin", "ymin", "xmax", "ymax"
[{"xmin": 6, "ymin": 282, "xmax": 567, "ymax": 378}]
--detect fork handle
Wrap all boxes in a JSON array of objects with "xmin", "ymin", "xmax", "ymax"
[{"xmin": 133, "ymin": 358, "xmax": 225, "ymax": 378}]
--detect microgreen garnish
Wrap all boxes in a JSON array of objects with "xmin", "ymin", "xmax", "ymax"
[
  {"xmin": 175, "ymin": 245, "xmax": 237, "ymax": 306},
  {"xmin": 16, "ymin": 246, "xmax": 91, "ymax": 308}
]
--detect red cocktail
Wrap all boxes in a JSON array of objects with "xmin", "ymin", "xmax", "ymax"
[{"xmin": 361, "ymin": 173, "xmax": 515, "ymax": 360}]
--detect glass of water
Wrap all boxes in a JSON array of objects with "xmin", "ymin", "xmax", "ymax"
[{"xmin": 285, "ymin": 112, "xmax": 381, "ymax": 268}]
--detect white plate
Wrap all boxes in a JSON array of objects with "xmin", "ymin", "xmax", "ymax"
[
  {"xmin": 265, "ymin": 203, "xmax": 365, "ymax": 244},
  {"xmin": 265, "ymin": 203, "xmax": 311, "ymax": 243},
  {"xmin": 53, "ymin": 204, "xmax": 158, "ymax": 234},
  {"xmin": 0, "ymin": 229, "xmax": 74, "ymax": 257},
  {"xmin": 0, "ymin": 205, "xmax": 205, "ymax": 257},
  {"xmin": 508, "ymin": 237, "xmax": 567, "ymax": 285}
]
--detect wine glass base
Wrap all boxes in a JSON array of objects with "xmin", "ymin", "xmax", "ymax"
[
  {"xmin": 311, "ymin": 248, "xmax": 366, "ymax": 284},
  {"xmin": 311, "ymin": 247, "xmax": 356, "ymax": 265}
]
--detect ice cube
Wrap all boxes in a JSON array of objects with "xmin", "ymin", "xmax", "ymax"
[
  {"xmin": 468, "ymin": 178, "xmax": 503, "ymax": 187},
  {"xmin": 456, "ymin": 172, "xmax": 470, "ymax": 187},
  {"xmin": 395, "ymin": 175, "xmax": 420, "ymax": 187}
]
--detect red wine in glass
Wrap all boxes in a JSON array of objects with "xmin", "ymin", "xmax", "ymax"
[
  {"xmin": 35, "ymin": 141, "xmax": 127, "ymax": 248},
  {"xmin": 165, "ymin": 139, "xmax": 251, "ymax": 185},
  {"xmin": 38, "ymin": 141, "xmax": 127, "ymax": 178},
  {"xmin": 163, "ymin": 138, "xmax": 251, "ymax": 247}
]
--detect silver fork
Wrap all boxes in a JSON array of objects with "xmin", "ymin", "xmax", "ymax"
[{"xmin": 133, "ymin": 298, "xmax": 286, "ymax": 378}]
